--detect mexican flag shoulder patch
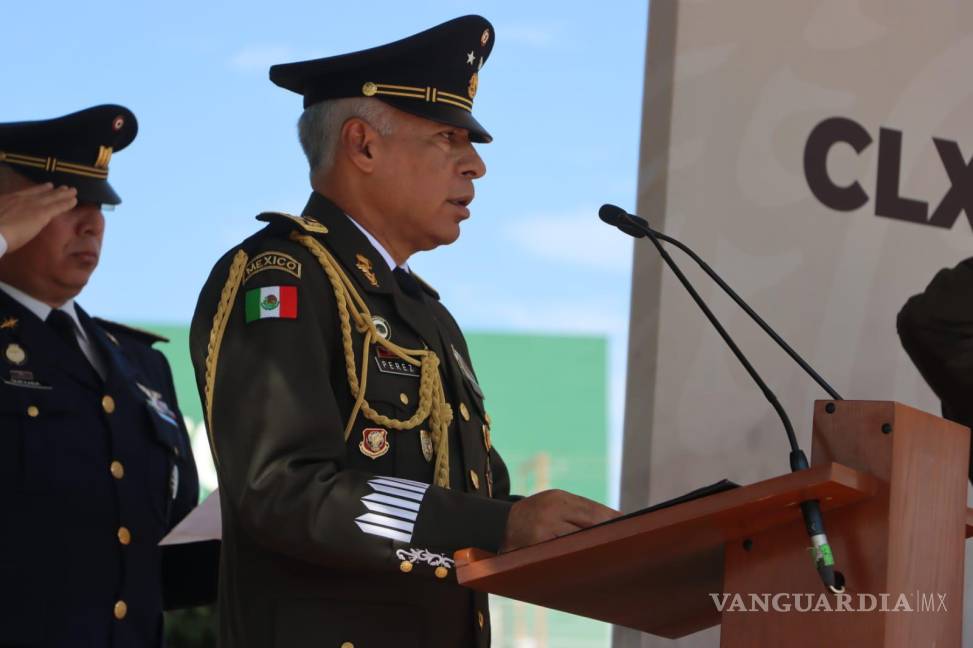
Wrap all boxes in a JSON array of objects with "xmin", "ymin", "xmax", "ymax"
[{"xmin": 245, "ymin": 286, "xmax": 298, "ymax": 322}]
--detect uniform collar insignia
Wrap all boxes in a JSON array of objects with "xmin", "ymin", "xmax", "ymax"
[
  {"xmin": 0, "ymin": 316, "xmax": 17, "ymax": 330},
  {"xmin": 355, "ymin": 253, "xmax": 380, "ymax": 287}
]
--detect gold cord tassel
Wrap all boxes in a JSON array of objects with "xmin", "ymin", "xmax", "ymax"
[
  {"xmin": 291, "ymin": 232, "xmax": 453, "ymax": 487},
  {"xmin": 204, "ymin": 249, "xmax": 250, "ymax": 470}
]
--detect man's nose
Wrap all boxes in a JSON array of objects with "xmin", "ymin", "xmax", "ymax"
[
  {"xmin": 460, "ymin": 145, "xmax": 487, "ymax": 180},
  {"xmin": 76, "ymin": 204, "xmax": 105, "ymax": 237}
]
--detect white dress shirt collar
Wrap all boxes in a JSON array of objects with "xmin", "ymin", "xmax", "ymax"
[
  {"xmin": 0, "ymin": 280, "xmax": 88, "ymax": 341},
  {"xmin": 346, "ymin": 214, "xmax": 411, "ymax": 273},
  {"xmin": 0, "ymin": 280, "xmax": 106, "ymax": 378}
]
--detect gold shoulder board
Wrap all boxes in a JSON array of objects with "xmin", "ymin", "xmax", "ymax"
[{"xmin": 256, "ymin": 211, "xmax": 329, "ymax": 234}]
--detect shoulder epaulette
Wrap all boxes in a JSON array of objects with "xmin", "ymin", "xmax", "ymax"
[
  {"xmin": 256, "ymin": 211, "xmax": 329, "ymax": 235},
  {"xmin": 93, "ymin": 318, "xmax": 170, "ymax": 345},
  {"xmin": 411, "ymin": 273, "xmax": 440, "ymax": 300}
]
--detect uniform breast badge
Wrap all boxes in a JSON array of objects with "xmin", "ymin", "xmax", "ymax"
[
  {"xmin": 136, "ymin": 382, "xmax": 179, "ymax": 427},
  {"xmin": 360, "ymin": 427, "xmax": 390, "ymax": 459},
  {"xmin": 3, "ymin": 369, "xmax": 51, "ymax": 390},
  {"xmin": 4, "ymin": 343, "xmax": 27, "ymax": 366},
  {"xmin": 355, "ymin": 254, "xmax": 379, "ymax": 287},
  {"xmin": 375, "ymin": 346, "xmax": 420, "ymax": 378},
  {"xmin": 371, "ymin": 315, "xmax": 391, "ymax": 340},
  {"xmin": 420, "ymin": 429, "xmax": 434, "ymax": 462},
  {"xmin": 0, "ymin": 316, "xmax": 18, "ymax": 330}
]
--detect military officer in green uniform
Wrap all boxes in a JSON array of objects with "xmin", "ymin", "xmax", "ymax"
[{"xmin": 189, "ymin": 15, "xmax": 618, "ymax": 648}]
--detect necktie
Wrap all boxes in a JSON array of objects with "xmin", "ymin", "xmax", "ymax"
[
  {"xmin": 46, "ymin": 309, "xmax": 82, "ymax": 353},
  {"xmin": 393, "ymin": 267, "xmax": 423, "ymax": 299}
]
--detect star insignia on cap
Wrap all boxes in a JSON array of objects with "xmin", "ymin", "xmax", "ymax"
[{"xmin": 466, "ymin": 50, "xmax": 475, "ymax": 65}]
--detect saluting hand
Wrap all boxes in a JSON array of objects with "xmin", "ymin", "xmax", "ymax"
[
  {"xmin": 500, "ymin": 489, "xmax": 621, "ymax": 552},
  {"xmin": 0, "ymin": 183, "xmax": 77, "ymax": 252}
]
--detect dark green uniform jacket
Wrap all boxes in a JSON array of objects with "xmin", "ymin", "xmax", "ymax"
[
  {"xmin": 189, "ymin": 192, "xmax": 516, "ymax": 648},
  {"xmin": 898, "ymin": 257, "xmax": 973, "ymax": 479}
]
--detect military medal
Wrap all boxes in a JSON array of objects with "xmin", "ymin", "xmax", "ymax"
[
  {"xmin": 137, "ymin": 382, "xmax": 179, "ymax": 427},
  {"xmin": 420, "ymin": 429, "xmax": 434, "ymax": 462},
  {"xmin": 360, "ymin": 427, "xmax": 390, "ymax": 459},
  {"xmin": 371, "ymin": 316, "xmax": 391, "ymax": 340},
  {"xmin": 5, "ymin": 343, "xmax": 27, "ymax": 366}
]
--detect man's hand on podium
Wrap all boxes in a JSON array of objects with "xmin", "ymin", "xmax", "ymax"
[{"xmin": 500, "ymin": 489, "xmax": 621, "ymax": 552}]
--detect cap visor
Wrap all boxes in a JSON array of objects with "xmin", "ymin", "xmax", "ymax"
[{"xmin": 379, "ymin": 97, "xmax": 492, "ymax": 143}]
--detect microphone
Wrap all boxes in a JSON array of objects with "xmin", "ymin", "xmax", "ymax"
[
  {"xmin": 601, "ymin": 203, "xmax": 843, "ymax": 593},
  {"xmin": 599, "ymin": 205, "xmax": 842, "ymax": 401}
]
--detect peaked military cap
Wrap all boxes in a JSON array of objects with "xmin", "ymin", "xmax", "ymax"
[
  {"xmin": 0, "ymin": 105, "xmax": 137, "ymax": 205},
  {"xmin": 270, "ymin": 15, "xmax": 495, "ymax": 143}
]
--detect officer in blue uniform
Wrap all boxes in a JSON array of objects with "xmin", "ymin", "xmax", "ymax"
[{"xmin": 0, "ymin": 105, "xmax": 215, "ymax": 647}]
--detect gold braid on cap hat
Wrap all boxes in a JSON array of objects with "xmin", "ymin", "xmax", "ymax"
[
  {"xmin": 0, "ymin": 150, "xmax": 110, "ymax": 179},
  {"xmin": 290, "ymin": 232, "xmax": 453, "ymax": 488}
]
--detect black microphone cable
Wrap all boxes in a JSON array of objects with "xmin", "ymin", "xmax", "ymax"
[
  {"xmin": 605, "ymin": 208, "xmax": 842, "ymax": 401},
  {"xmin": 599, "ymin": 203, "xmax": 843, "ymax": 593}
]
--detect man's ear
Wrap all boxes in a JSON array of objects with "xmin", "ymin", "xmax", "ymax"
[{"xmin": 340, "ymin": 118, "xmax": 379, "ymax": 173}]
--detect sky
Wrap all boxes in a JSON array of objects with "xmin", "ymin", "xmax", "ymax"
[{"xmin": 3, "ymin": 1, "xmax": 650, "ymax": 503}]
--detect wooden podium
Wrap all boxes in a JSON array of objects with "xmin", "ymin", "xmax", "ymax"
[{"xmin": 455, "ymin": 401, "xmax": 972, "ymax": 647}]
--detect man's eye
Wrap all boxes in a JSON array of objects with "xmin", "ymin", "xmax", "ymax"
[{"xmin": 440, "ymin": 131, "xmax": 455, "ymax": 141}]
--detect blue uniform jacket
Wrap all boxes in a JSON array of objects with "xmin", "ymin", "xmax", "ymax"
[{"xmin": 0, "ymin": 289, "xmax": 214, "ymax": 647}]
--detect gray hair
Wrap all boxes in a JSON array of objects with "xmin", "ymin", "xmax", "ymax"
[{"xmin": 297, "ymin": 97, "xmax": 395, "ymax": 176}]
